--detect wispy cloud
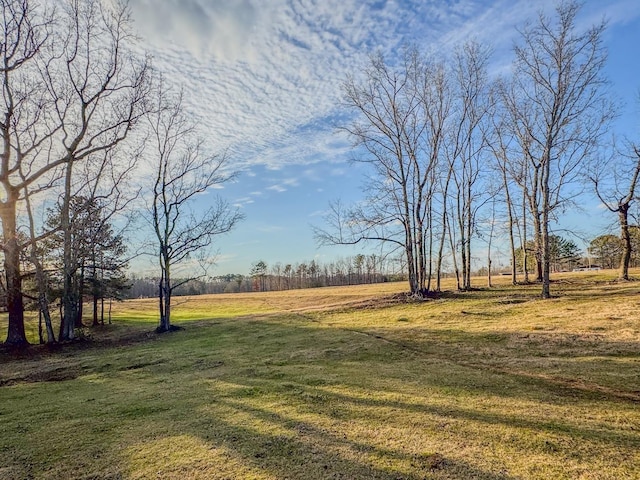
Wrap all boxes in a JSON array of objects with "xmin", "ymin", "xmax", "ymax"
[
  {"xmin": 131, "ymin": 0, "xmax": 640, "ymax": 175},
  {"xmin": 232, "ymin": 197, "xmax": 255, "ymax": 208}
]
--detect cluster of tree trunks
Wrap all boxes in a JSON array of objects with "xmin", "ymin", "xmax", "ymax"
[
  {"xmin": 0, "ymin": 0, "xmax": 240, "ymax": 344},
  {"xmin": 0, "ymin": 0, "xmax": 149, "ymax": 345},
  {"xmin": 317, "ymin": 1, "xmax": 622, "ymax": 299}
]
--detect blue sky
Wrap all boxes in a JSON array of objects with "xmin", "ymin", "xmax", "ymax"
[{"xmin": 129, "ymin": 0, "xmax": 640, "ymax": 275}]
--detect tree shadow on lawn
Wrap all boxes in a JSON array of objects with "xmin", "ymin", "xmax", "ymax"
[
  {"xmin": 116, "ymin": 376, "xmax": 519, "ymax": 480},
  {"xmin": 177, "ymin": 394, "xmax": 516, "ymax": 480},
  {"xmin": 329, "ymin": 320, "xmax": 640, "ymax": 396},
  {"xmin": 117, "ymin": 368, "xmax": 637, "ymax": 479},
  {"xmin": 277, "ymin": 381, "xmax": 640, "ymax": 448},
  {"xmin": 2, "ymin": 317, "xmax": 639, "ymax": 479},
  {"xmin": 141, "ymin": 317, "xmax": 639, "ymax": 477}
]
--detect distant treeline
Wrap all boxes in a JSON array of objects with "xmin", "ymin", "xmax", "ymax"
[
  {"xmin": 126, "ymin": 229, "xmax": 640, "ymax": 299},
  {"xmin": 127, "ymin": 255, "xmax": 406, "ymax": 297}
]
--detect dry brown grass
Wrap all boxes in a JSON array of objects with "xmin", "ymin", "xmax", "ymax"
[{"xmin": 0, "ymin": 269, "xmax": 638, "ymax": 479}]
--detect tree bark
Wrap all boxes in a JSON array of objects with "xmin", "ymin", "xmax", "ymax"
[
  {"xmin": 1, "ymin": 196, "xmax": 27, "ymax": 345},
  {"xmin": 522, "ymin": 187, "xmax": 530, "ymax": 283},
  {"xmin": 158, "ymin": 250, "xmax": 172, "ymax": 332},
  {"xmin": 436, "ymin": 168, "xmax": 453, "ymax": 292},
  {"xmin": 76, "ymin": 265, "xmax": 85, "ymax": 328},
  {"xmin": 60, "ymin": 159, "xmax": 76, "ymax": 341},
  {"xmin": 619, "ymin": 206, "xmax": 631, "ymax": 281},
  {"xmin": 541, "ymin": 147, "xmax": 552, "ymax": 299}
]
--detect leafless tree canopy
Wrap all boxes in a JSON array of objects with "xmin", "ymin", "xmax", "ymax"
[
  {"xmin": 148, "ymin": 82, "xmax": 243, "ymax": 332},
  {"xmin": 504, "ymin": 1, "xmax": 612, "ymax": 297},
  {"xmin": 0, "ymin": 0, "xmax": 147, "ymax": 344},
  {"xmin": 315, "ymin": 49, "xmax": 455, "ymax": 296},
  {"xmin": 318, "ymin": 2, "xmax": 613, "ymax": 298},
  {"xmin": 589, "ymin": 141, "xmax": 640, "ymax": 280},
  {"xmin": 0, "ymin": 1, "xmax": 243, "ymax": 344}
]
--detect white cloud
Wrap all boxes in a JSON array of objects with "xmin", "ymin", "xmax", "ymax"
[
  {"xmin": 131, "ymin": 0, "xmax": 258, "ymax": 62},
  {"xmin": 308, "ymin": 209, "xmax": 326, "ymax": 218},
  {"xmin": 282, "ymin": 178, "xmax": 299, "ymax": 187},
  {"xmin": 129, "ymin": 0, "xmax": 640, "ymax": 175},
  {"xmin": 233, "ymin": 197, "xmax": 255, "ymax": 208}
]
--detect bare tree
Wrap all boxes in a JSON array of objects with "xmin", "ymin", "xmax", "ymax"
[
  {"xmin": 0, "ymin": 0, "xmax": 149, "ymax": 345},
  {"xmin": 487, "ymin": 88, "xmax": 519, "ymax": 285},
  {"xmin": 447, "ymin": 41, "xmax": 491, "ymax": 291},
  {"xmin": 503, "ymin": 1, "xmax": 612, "ymax": 298},
  {"xmin": 52, "ymin": 0, "xmax": 149, "ymax": 341},
  {"xmin": 434, "ymin": 163, "xmax": 454, "ymax": 292},
  {"xmin": 148, "ymin": 83, "xmax": 242, "ymax": 333},
  {"xmin": 0, "ymin": 0, "xmax": 53, "ymax": 345},
  {"xmin": 316, "ymin": 49, "xmax": 447, "ymax": 296},
  {"xmin": 590, "ymin": 143, "xmax": 640, "ymax": 280},
  {"xmin": 21, "ymin": 179, "xmax": 57, "ymax": 344}
]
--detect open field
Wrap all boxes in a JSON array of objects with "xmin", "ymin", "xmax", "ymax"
[{"xmin": 1, "ymin": 271, "xmax": 639, "ymax": 479}]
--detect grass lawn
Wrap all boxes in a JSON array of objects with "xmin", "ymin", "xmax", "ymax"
[{"xmin": 0, "ymin": 272, "xmax": 639, "ymax": 479}]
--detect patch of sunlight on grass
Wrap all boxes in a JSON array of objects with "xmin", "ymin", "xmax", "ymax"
[{"xmin": 125, "ymin": 434, "xmax": 276, "ymax": 480}]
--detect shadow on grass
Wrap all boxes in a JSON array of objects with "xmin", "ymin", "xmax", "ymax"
[
  {"xmin": 127, "ymin": 319, "xmax": 639, "ymax": 478},
  {"xmin": 160, "ymin": 389, "xmax": 517, "ymax": 480},
  {"xmin": 434, "ymin": 278, "xmax": 640, "ymax": 303},
  {"xmin": 1, "ymin": 316, "xmax": 639, "ymax": 479},
  {"xmin": 274, "ymin": 381, "xmax": 640, "ymax": 447},
  {"xmin": 344, "ymin": 325, "xmax": 640, "ymax": 403}
]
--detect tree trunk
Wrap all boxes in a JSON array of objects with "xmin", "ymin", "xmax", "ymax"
[
  {"xmin": 404, "ymin": 222, "xmax": 419, "ymax": 295},
  {"xmin": 158, "ymin": 251, "xmax": 172, "ymax": 331},
  {"xmin": 76, "ymin": 266, "xmax": 85, "ymax": 328},
  {"xmin": 158, "ymin": 277, "xmax": 166, "ymax": 331},
  {"xmin": 427, "ymin": 208, "xmax": 433, "ymax": 293},
  {"xmin": 456, "ymin": 191, "xmax": 467, "ymax": 291},
  {"xmin": 1, "ymin": 198, "xmax": 28, "ymax": 345},
  {"xmin": 531, "ymin": 210, "xmax": 543, "ymax": 283},
  {"xmin": 487, "ymin": 200, "xmax": 495, "ymax": 288},
  {"xmin": 23, "ymin": 182, "xmax": 56, "ymax": 344},
  {"xmin": 38, "ymin": 310, "xmax": 44, "ymax": 344},
  {"xmin": 541, "ymin": 153, "xmax": 552, "ymax": 299},
  {"xmin": 541, "ymin": 217, "xmax": 551, "ymax": 298},
  {"xmin": 38, "ymin": 292, "xmax": 56, "ymax": 344},
  {"xmin": 464, "ymin": 180, "xmax": 473, "ymax": 290},
  {"xmin": 92, "ymin": 261, "xmax": 99, "ymax": 326},
  {"xmin": 30, "ymin": 244, "xmax": 55, "ymax": 343},
  {"xmin": 447, "ymin": 212, "xmax": 461, "ymax": 290},
  {"xmin": 502, "ymin": 166, "xmax": 517, "ymax": 285},
  {"xmin": 92, "ymin": 293, "xmax": 99, "ymax": 326},
  {"xmin": 522, "ymin": 188, "xmax": 530, "ymax": 283},
  {"xmin": 60, "ymin": 160, "xmax": 76, "ymax": 341},
  {"xmin": 619, "ymin": 206, "xmax": 631, "ymax": 281},
  {"xmin": 436, "ymin": 170, "xmax": 453, "ymax": 292}
]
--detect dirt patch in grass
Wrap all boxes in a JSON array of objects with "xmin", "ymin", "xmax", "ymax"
[
  {"xmin": 0, "ymin": 328, "xmax": 151, "ymax": 359},
  {"xmin": 0, "ymin": 366, "xmax": 82, "ymax": 386},
  {"xmin": 0, "ymin": 325, "xmax": 166, "ymax": 386}
]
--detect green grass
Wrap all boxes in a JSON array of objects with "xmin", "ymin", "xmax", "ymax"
[{"xmin": 0, "ymin": 272, "xmax": 639, "ymax": 479}]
